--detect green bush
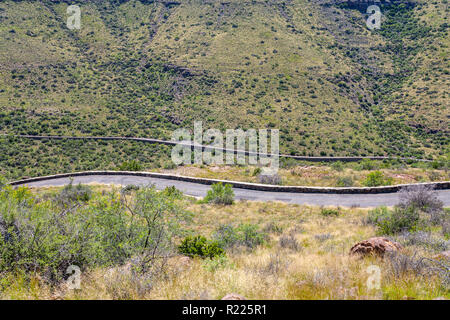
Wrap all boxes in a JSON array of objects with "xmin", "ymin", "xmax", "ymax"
[
  {"xmin": 118, "ymin": 160, "xmax": 142, "ymax": 171},
  {"xmin": 336, "ymin": 176, "xmax": 353, "ymax": 187},
  {"xmin": 203, "ymin": 183, "xmax": 234, "ymax": 205},
  {"xmin": 363, "ymin": 171, "xmax": 393, "ymax": 187},
  {"xmin": 162, "ymin": 186, "xmax": 183, "ymax": 199},
  {"xmin": 360, "ymin": 159, "xmax": 378, "ymax": 170},
  {"xmin": 321, "ymin": 208, "xmax": 340, "ymax": 217},
  {"xmin": 377, "ymin": 206, "xmax": 420, "ymax": 235},
  {"xmin": 55, "ymin": 181, "xmax": 92, "ymax": 205},
  {"xmin": 0, "ymin": 185, "xmax": 187, "ymax": 283},
  {"xmin": 252, "ymin": 167, "xmax": 262, "ymax": 176},
  {"xmin": 331, "ymin": 161, "xmax": 344, "ymax": 172},
  {"xmin": 366, "ymin": 206, "xmax": 391, "ymax": 225},
  {"xmin": 178, "ymin": 235, "xmax": 224, "ymax": 259},
  {"xmin": 213, "ymin": 223, "xmax": 266, "ymax": 249}
]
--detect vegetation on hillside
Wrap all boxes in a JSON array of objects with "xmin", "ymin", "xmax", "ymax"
[{"xmin": 0, "ymin": 0, "xmax": 448, "ymax": 179}]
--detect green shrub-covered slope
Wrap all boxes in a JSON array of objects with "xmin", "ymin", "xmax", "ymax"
[{"xmin": 0, "ymin": 0, "xmax": 448, "ymax": 179}]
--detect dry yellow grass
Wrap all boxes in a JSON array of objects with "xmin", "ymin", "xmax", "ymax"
[
  {"xmin": 154, "ymin": 164, "xmax": 449, "ymax": 187},
  {"xmin": 1, "ymin": 195, "xmax": 447, "ymax": 300}
]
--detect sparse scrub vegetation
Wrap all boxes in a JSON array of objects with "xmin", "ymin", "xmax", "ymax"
[
  {"xmin": 203, "ymin": 183, "xmax": 235, "ymax": 205},
  {"xmin": 0, "ymin": 182, "xmax": 448, "ymax": 299},
  {"xmin": 321, "ymin": 208, "xmax": 340, "ymax": 217},
  {"xmin": 258, "ymin": 173, "xmax": 282, "ymax": 185},
  {"xmin": 178, "ymin": 236, "xmax": 224, "ymax": 259},
  {"xmin": 363, "ymin": 171, "xmax": 394, "ymax": 187}
]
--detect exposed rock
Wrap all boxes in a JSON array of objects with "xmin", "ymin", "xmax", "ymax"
[
  {"xmin": 350, "ymin": 237, "xmax": 403, "ymax": 257},
  {"xmin": 221, "ymin": 293, "xmax": 246, "ymax": 300}
]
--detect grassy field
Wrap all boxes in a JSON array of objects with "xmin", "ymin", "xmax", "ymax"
[{"xmin": 0, "ymin": 182, "xmax": 448, "ymax": 300}]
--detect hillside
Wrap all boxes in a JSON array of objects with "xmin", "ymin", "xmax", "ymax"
[{"xmin": 0, "ymin": 0, "xmax": 448, "ymax": 179}]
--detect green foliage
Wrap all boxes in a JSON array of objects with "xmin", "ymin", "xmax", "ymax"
[
  {"xmin": 0, "ymin": 176, "xmax": 7, "ymax": 190},
  {"xmin": 213, "ymin": 224, "xmax": 266, "ymax": 250},
  {"xmin": 55, "ymin": 180, "xmax": 92, "ymax": 205},
  {"xmin": 321, "ymin": 208, "xmax": 340, "ymax": 217},
  {"xmin": 376, "ymin": 206, "xmax": 420, "ymax": 235},
  {"xmin": 203, "ymin": 183, "xmax": 234, "ymax": 205},
  {"xmin": 117, "ymin": 160, "xmax": 142, "ymax": 171},
  {"xmin": 252, "ymin": 167, "xmax": 262, "ymax": 176},
  {"xmin": 366, "ymin": 206, "xmax": 391, "ymax": 226},
  {"xmin": 0, "ymin": 0, "xmax": 447, "ymax": 181},
  {"xmin": 363, "ymin": 171, "xmax": 393, "ymax": 187},
  {"xmin": 336, "ymin": 176, "xmax": 354, "ymax": 187},
  {"xmin": 202, "ymin": 255, "xmax": 231, "ymax": 272},
  {"xmin": 0, "ymin": 184, "xmax": 187, "ymax": 283},
  {"xmin": 162, "ymin": 186, "xmax": 183, "ymax": 199},
  {"xmin": 369, "ymin": 186, "xmax": 447, "ymax": 235},
  {"xmin": 178, "ymin": 235, "xmax": 224, "ymax": 259},
  {"xmin": 360, "ymin": 159, "xmax": 378, "ymax": 171},
  {"xmin": 331, "ymin": 161, "xmax": 344, "ymax": 172}
]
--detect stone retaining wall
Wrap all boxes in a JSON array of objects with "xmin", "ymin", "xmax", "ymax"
[{"xmin": 9, "ymin": 171, "xmax": 450, "ymax": 194}]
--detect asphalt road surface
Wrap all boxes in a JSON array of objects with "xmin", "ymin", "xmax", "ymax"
[{"xmin": 16, "ymin": 174, "xmax": 450, "ymax": 208}]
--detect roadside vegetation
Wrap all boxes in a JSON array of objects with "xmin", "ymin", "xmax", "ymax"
[
  {"xmin": 0, "ymin": 178, "xmax": 448, "ymax": 300},
  {"xmin": 155, "ymin": 158, "xmax": 449, "ymax": 187}
]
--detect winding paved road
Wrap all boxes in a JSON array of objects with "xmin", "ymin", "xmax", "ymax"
[{"xmin": 16, "ymin": 174, "xmax": 450, "ymax": 208}]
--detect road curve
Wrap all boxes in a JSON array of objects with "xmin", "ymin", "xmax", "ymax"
[{"xmin": 13, "ymin": 174, "xmax": 450, "ymax": 208}]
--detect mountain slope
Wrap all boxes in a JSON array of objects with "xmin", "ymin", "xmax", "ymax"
[{"xmin": 0, "ymin": 0, "xmax": 448, "ymax": 178}]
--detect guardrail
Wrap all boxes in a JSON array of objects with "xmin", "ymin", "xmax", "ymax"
[
  {"xmin": 9, "ymin": 171, "xmax": 450, "ymax": 194},
  {"xmin": 1, "ymin": 134, "xmax": 432, "ymax": 163}
]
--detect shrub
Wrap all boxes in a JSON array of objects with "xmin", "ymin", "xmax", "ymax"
[
  {"xmin": 213, "ymin": 223, "xmax": 266, "ymax": 250},
  {"xmin": 397, "ymin": 231, "xmax": 449, "ymax": 252},
  {"xmin": 377, "ymin": 206, "xmax": 420, "ymax": 235},
  {"xmin": 118, "ymin": 160, "xmax": 142, "ymax": 171},
  {"xmin": 0, "ymin": 176, "xmax": 6, "ymax": 190},
  {"xmin": 203, "ymin": 183, "xmax": 234, "ymax": 205},
  {"xmin": 238, "ymin": 224, "xmax": 267, "ymax": 248},
  {"xmin": 0, "ymin": 185, "xmax": 187, "ymax": 283},
  {"xmin": 336, "ymin": 176, "xmax": 353, "ymax": 187},
  {"xmin": 398, "ymin": 185, "xmax": 444, "ymax": 224},
  {"xmin": 202, "ymin": 255, "xmax": 230, "ymax": 272},
  {"xmin": 321, "ymin": 208, "xmax": 340, "ymax": 217},
  {"xmin": 162, "ymin": 186, "xmax": 183, "ymax": 199},
  {"xmin": 55, "ymin": 180, "xmax": 92, "ymax": 205},
  {"xmin": 252, "ymin": 167, "xmax": 262, "ymax": 176},
  {"xmin": 263, "ymin": 222, "xmax": 283, "ymax": 234},
  {"xmin": 121, "ymin": 184, "xmax": 140, "ymax": 194},
  {"xmin": 178, "ymin": 235, "xmax": 224, "ymax": 259},
  {"xmin": 360, "ymin": 159, "xmax": 378, "ymax": 170},
  {"xmin": 279, "ymin": 234, "xmax": 300, "ymax": 251},
  {"xmin": 365, "ymin": 206, "xmax": 390, "ymax": 225},
  {"xmin": 331, "ymin": 161, "xmax": 344, "ymax": 172},
  {"xmin": 363, "ymin": 171, "xmax": 393, "ymax": 187},
  {"xmin": 258, "ymin": 173, "xmax": 282, "ymax": 185}
]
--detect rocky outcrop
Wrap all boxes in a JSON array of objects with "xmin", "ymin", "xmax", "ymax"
[
  {"xmin": 350, "ymin": 237, "xmax": 403, "ymax": 257},
  {"xmin": 221, "ymin": 293, "xmax": 246, "ymax": 300}
]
